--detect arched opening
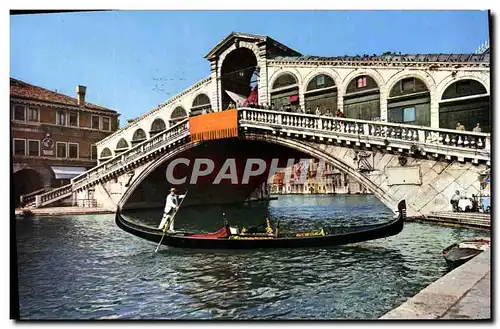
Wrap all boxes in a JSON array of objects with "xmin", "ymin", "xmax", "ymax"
[
  {"xmin": 170, "ymin": 107, "xmax": 188, "ymax": 126},
  {"xmin": 304, "ymin": 74, "xmax": 337, "ymax": 115},
  {"xmin": 270, "ymin": 73, "xmax": 300, "ymax": 112},
  {"xmin": 14, "ymin": 168, "xmax": 44, "ymax": 207},
  {"xmin": 150, "ymin": 118, "xmax": 166, "ymax": 137},
  {"xmin": 221, "ymin": 47, "xmax": 258, "ymax": 110},
  {"xmin": 191, "ymin": 94, "xmax": 212, "ymax": 117},
  {"xmin": 387, "ymin": 77, "xmax": 430, "ymax": 127},
  {"xmin": 343, "ymin": 75, "xmax": 380, "ymax": 120},
  {"xmin": 115, "ymin": 138, "xmax": 129, "ymax": 155},
  {"xmin": 131, "ymin": 128, "xmax": 147, "ymax": 146},
  {"xmin": 100, "ymin": 147, "xmax": 112, "ymax": 160},
  {"xmin": 439, "ymin": 79, "xmax": 490, "ymax": 132}
]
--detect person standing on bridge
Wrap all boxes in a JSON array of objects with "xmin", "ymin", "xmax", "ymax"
[
  {"xmin": 158, "ymin": 188, "xmax": 185, "ymax": 231},
  {"xmin": 456, "ymin": 122, "xmax": 466, "ymax": 131},
  {"xmin": 473, "ymin": 123, "xmax": 483, "ymax": 133}
]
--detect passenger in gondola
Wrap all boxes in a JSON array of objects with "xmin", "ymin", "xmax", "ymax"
[
  {"xmin": 240, "ymin": 217, "xmax": 274, "ymax": 235},
  {"xmin": 158, "ymin": 187, "xmax": 185, "ymax": 231}
]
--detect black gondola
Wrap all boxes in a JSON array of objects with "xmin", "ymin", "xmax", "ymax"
[
  {"xmin": 115, "ymin": 200, "xmax": 407, "ymax": 250},
  {"xmin": 442, "ymin": 237, "xmax": 490, "ymax": 270}
]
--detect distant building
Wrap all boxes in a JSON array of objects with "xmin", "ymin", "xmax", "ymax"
[
  {"xmin": 11, "ymin": 78, "xmax": 120, "ymax": 206},
  {"xmin": 268, "ymin": 159, "xmax": 368, "ymax": 195}
]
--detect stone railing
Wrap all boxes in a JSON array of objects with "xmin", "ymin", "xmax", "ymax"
[
  {"xmin": 20, "ymin": 187, "xmax": 49, "ymax": 206},
  {"xmin": 32, "ymin": 119, "xmax": 190, "ymax": 208},
  {"xmin": 37, "ymin": 184, "xmax": 73, "ymax": 207},
  {"xmin": 71, "ymin": 119, "xmax": 190, "ymax": 190},
  {"xmin": 238, "ymin": 108, "xmax": 490, "ymax": 163}
]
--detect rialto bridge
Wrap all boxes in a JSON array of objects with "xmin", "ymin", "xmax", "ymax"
[{"xmin": 25, "ymin": 32, "xmax": 491, "ymax": 218}]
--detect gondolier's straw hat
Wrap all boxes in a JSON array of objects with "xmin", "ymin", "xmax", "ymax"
[{"xmin": 170, "ymin": 187, "xmax": 177, "ymax": 192}]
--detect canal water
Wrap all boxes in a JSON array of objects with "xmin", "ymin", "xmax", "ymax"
[{"xmin": 15, "ymin": 195, "xmax": 486, "ymax": 320}]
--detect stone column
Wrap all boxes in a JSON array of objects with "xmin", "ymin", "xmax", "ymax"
[
  {"xmin": 379, "ymin": 87, "xmax": 388, "ymax": 122},
  {"xmin": 429, "ymin": 94, "xmax": 440, "ymax": 128},
  {"xmin": 337, "ymin": 86, "xmax": 345, "ymax": 113},
  {"xmin": 209, "ymin": 59, "xmax": 220, "ymax": 112},
  {"xmin": 257, "ymin": 43, "xmax": 269, "ymax": 106}
]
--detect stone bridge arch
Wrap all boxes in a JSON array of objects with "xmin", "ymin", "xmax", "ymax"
[{"xmin": 116, "ymin": 136, "xmax": 402, "ymax": 215}]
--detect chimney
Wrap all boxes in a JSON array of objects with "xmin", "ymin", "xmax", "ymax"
[{"xmin": 77, "ymin": 85, "xmax": 87, "ymax": 106}]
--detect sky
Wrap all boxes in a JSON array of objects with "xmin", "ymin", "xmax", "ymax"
[{"xmin": 10, "ymin": 10, "xmax": 490, "ymax": 127}]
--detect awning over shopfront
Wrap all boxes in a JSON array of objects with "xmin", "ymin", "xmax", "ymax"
[{"xmin": 51, "ymin": 166, "xmax": 87, "ymax": 180}]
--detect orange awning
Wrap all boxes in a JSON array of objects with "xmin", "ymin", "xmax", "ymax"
[{"xmin": 189, "ymin": 109, "xmax": 239, "ymax": 143}]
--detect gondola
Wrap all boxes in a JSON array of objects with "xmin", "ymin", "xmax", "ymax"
[
  {"xmin": 442, "ymin": 237, "xmax": 490, "ymax": 270},
  {"xmin": 115, "ymin": 200, "xmax": 407, "ymax": 250}
]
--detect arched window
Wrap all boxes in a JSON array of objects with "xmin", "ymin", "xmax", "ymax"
[
  {"xmin": 270, "ymin": 72, "xmax": 300, "ymax": 112},
  {"xmin": 304, "ymin": 74, "xmax": 337, "ymax": 115},
  {"xmin": 441, "ymin": 79, "xmax": 487, "ymax": 100},
  {"xmin": 191, "ymin": 94, "xmax": 212, "ymax": 116},
  {"xmin": 439, "ymin": 79, "xmax": 490, "ymax": 132},
  {"xmin": 170, "ymin": 106, "xmax": 187, "ymax": 125},
  {"xmin": 150, "ymin": 118, "xmax": 166, "ymax": 137},
  {"xmin": 272, "ymin": 73, "xmax": 298, "ymax": 90},
  {"xmin": 131, "ymin": 128, "xmax": 147, "ymax": 146},
  {"xmin": 116, "ymin": 138, "xmax": 129, "ymax": 150},
  {"xmin": 343, "ymin": 75, "xmax": 380, "ymax": 121},
  {"xmin": 100, "ymin": 147, "xmax": 112, "ymax": 159},
  {"xmin": 306, "ymin": 74, "xmax": 335, "ymax": 91},
  {"xmin": 387, "ymin": 77, "xmax": 430, "ymax": 127}
]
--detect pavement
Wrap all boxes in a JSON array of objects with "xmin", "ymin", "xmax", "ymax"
[
  {"xmin": 380, "ymin": 248, "xmax": 490, "ymax": 320},
  {"xmin": 16, "ymin": 207, "xmax": 114, "ymax": 217}
]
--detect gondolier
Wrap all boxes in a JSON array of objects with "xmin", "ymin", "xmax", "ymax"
[{"xmin": 158, "ymin": 187, "xmax": 185, "ymax": 231}]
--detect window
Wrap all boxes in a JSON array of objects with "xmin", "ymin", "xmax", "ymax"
[
  {"xmin": 456, "ymin": 81, "xmax": 472, "ymax": 95},
  {"xmin": 13, "ymin": 105, "xmax": 25, "ymax": 121},
  {"xmin": 28, "ymin": 140, "xmax": 40, "ymax": 156},
  {"xmin": 56, "ymin": 142, "xmax": 67, "ymax": 158},
  {"xmin": 102, "ymin": 117, "xmax": 110, "ymax": 131},
  {"xmin": 27, "ymin": 107, "xmax": 39, "ymax": 122},
  {"xmin": 316, "ymin": 75, "xmax": 325, "ymax": 87},
  {"xmin": 68, "ymin": 112, "xmax": 79, "ymax": 127},
  {"xmin": 357, "ymin": 77, "xmax": 367, "ymax": 89},
  {"xmin": 91, "ymin": 115, "xmax": 100, "ymax": 130},
  {"xmin": 91, "ymin": 145, "xmax": 97, "ymax": 160},
  {"xmin": 403, "ymin": 107, "xmax": 416, "ymax": 122},
  {"xmin": 57, "ymin": 110, "xmax": 66, "ymax": 125},
  {"xmin": 13, "ymin": 139, "xmax": 26, "ymax": 155},
  {"xmin": 401, "ymin": 78, "xmax": 415, "ymax": 92},
  {"xmin": 68, "ymin": 143, "xmax": 79, "ymax": 159}
]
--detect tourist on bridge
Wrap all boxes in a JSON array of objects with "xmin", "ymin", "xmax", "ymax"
[
  {"xmin": 456, "ymin": 122, "xmax": 466, "ymax": 131},
  {"xmin": 336, "ymin": 110, "xmax": 345, "ymax": 118},
  {"xmin": 473, "ymin": 123, "xmax": 483, "ymax": 133},
  {"xmin": 315, "ymin": 106, "xmax": 321, "ymax": 116},
  {"xmin": 158, "ymin": 187, "xmax": 186, "ymax": 231}
]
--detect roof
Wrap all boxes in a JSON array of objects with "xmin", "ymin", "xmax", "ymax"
[
  {"xmin": 10, "ymin": 78, "xmax": 118, "ymax": 114},
  {"xmin": 271, "ymin": 52, "xmax": 490, "ymax": 63},
  {"xmin": 204, "ymin": 31, "xmax": 302, "ymax": 59}
]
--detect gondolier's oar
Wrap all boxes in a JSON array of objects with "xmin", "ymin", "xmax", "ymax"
[{"xmin": 155, "ymin": 190, "xmax": 188, "ymax": 253}]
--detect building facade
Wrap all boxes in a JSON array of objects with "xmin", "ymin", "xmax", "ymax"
[
  {"xmin": 11, "ymin": 78, "xmax": 120, "ymax": 206},
  {"xmin": 268, "ymin": 159, "xmax": 368, "ymax": 195}
]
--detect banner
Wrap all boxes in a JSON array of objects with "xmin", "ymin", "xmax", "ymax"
[{"xmin": 189, "ymin": 109, "xmax": 239, "ymax": 143}]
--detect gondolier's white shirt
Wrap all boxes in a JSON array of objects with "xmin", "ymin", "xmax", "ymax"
[{"xmin": 164, "ymin": 194, "xmax": 185, "ymax": 214}]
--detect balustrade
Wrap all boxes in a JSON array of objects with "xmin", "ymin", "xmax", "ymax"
[{"xmin": 239, "ymin": 108, "xmax": 490, "ymax": 154}]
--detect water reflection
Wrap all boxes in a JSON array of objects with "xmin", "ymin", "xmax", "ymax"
[{"xmin": 16, "ymin": 195, "xmax": 487, "ymax": 319}]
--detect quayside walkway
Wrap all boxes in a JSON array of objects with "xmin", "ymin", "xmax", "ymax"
[{"xmin": 380, "ymin": 248, "xmax": 490, "ymax": 320}]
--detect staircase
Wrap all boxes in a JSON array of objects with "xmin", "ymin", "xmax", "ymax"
[
  {"xmin": 426, "ymin": 211, "xmax": 490, "ymax": 229},
  {"xmin": 27, "ymin": 119, "xmax": 190, "ymax": 208}
]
